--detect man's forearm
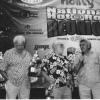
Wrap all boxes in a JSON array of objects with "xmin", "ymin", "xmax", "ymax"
[{"xmin": 42, "ymin": 71, "xmax": 53, "ymax": 83}]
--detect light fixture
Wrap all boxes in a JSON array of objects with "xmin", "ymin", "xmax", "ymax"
[{"xmin": 21, "ymin": 0, "xmax": 43, "ymax": 4}]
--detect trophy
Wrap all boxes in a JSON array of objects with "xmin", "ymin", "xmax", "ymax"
[{"xmin": 28, "ymin": 51, "xmax": 42, "ymax": 83}]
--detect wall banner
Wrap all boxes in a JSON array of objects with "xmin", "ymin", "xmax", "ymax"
[
  {"xmin": 45, "ymin": 0, "xmax": 100, "ymax": 53},
  {"xmin": 47, "ymin": 6, "xmax": 100, "ymax": 37},
  {"xmin": 1, "ymin": 0, "xmax": 100, "ymax": 53}
]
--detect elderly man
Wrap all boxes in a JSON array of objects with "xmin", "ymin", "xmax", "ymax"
[
  {"xmin": 42, "ymin": 42, "xmax": 72, "ymax": 99},
  {"xmin": 75, "ymin": 39, "xmax": 100, "ymax": 99},
  {"xmin": 0, "ymin": 35, "xmax": 32, "ymax": 99}
]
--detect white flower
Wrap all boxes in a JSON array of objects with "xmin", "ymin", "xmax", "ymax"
[
  {"xmin": 67, "ymin": 54, "xmax": 76, "ymax": 63},
  {"xmin": 50, "ymin": 67, "xmax": 57, "ymax": 74},
  {"xmin": 34, "ymin": 54, "xmax": 38, "ymax": 58},
  {"xmin": 44, "ymin": 67, "xmax": 47, "ymax": 72},
  {"xmin": 53, "ymin": 62, "xmax": 57, "ymax": 66},
  {"xmin": 61, "ymin": 61, "xmax": 64, "ymax": 65},
  {"xmin": 57, "ymin": 58, "xmax": 60, "ymax": 62},
  {"xmin": 49, "ymin": 75, "xmax": 54, "ymax": 79},
  {"xmin": 56, "ymin": 79, "xmax": 60, "ymax": 83},
  {"xmin": 64, "ymin": 60, "xmax": 69, "ymax": 64},
  {"xmin": 50, "ymin": 65, "xmax": 54, "ymax": 69},
  {"xmin": 42, "ymin": 58, "xmax": 49, "ymax": 63},
  {"xmin": 31, "ymin": 67, "xmax": 36, "ymax": 72},
  {"xmin": 56, "ymin": 70, "xmax": 61, "ymax": 74},
  {"xmin": 32, "ymin": 57, "xmax": 36, "ymax": 62},
  {"xmin": 67, "ymin": 74, "xmax": 71, "ymax": 79},
  {"xmin": 64, "ymin": 68, "xmax": 68, "ymax": 72},
  {"xmin": 60, "ymin": 71, "xmax": 64, "ymax": 77},
  {"xmin": 53, "ymin": 56, "xmax": 57, "ymax": 60}
]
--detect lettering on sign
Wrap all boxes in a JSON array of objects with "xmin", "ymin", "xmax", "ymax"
[
  {"xmin": 61, "ymin": 0, "xmax": 94, "ymax": 8},
  {"xmin": 47, "ymin": 7, "xmax": 100, "ymax": 20},
  {"xmin": 34, "ymin": 45, "xmax": 49, "ymax": 50}
]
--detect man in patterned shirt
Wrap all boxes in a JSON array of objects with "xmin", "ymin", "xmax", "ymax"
[
  {"xmin": 42, "ymin": 42, "xmax": 72, "ymax": 99},
  {"xmin": 0, "ymin": 35, "xmax": 32, "ymax": 99}
]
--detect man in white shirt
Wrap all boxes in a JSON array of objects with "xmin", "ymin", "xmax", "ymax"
[{"xmin": 75, "ymin": 39, "xmax": 100, "ymax": 99}]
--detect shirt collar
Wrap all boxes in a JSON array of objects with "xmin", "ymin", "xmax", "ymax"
[{"xmin": 13, "ymin": 48, "xmax": 27, "ymax": 58}]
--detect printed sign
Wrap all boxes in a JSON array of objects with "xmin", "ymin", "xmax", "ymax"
[{"xmin": 47, "ymin": 7, "xmax": 100, "ymax": 20}]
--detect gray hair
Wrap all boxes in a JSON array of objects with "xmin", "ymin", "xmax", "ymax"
[
  {"xmin": 80, "ymin": 39, "xmax": 91, "ymax": 50},
  {"xmin": 52, "ymin": 42, "xmax": 64, "ymax": 51},
  {"xmin": 13, "ymin": 35, "xmax": 26, "ymax": 44}
]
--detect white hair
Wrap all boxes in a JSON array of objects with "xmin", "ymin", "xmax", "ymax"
[
  {"xmin": 52, "ymin": 42, "xmax": 64, "ymax": 51},
  {"xmin": 13, "ymin": 35, "xmax": 26, "ymax": 44}
]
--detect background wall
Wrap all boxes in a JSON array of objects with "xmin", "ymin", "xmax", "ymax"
[{"xmin": 1, "ymin": 0, "xmax": 100, "ymax": 56}]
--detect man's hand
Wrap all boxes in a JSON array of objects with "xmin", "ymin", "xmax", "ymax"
[
  {"xmin": 36, "ymin": 68, "xmax": 41, "ymax": 75},
  {"xmin": 49, "ymin": 78, "xmax": 55, "ymax": 84},
  {"xmin": 0, "ymin": 70, "xmax": 8, "ymax": 81},
  {"xmin": 30, "ymin": 77, "xmax": 38, "ymax": 83},
  {"xmin": 42, "ymin": 71, "xmax": 55, "ymax": 84}
]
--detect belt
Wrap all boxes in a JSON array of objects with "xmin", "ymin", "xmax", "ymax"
[{"xmin": 55, "ymin": 83, "xmax": 66, "ymax": 88}]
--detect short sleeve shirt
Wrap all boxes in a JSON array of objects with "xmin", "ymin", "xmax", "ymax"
[
  {"xmin": 0, "ymin": 48, "xmax": 32, "ymax": 87},
  {"xmin": 76, "ymin": 51, "xmax": 100, "ymax": 88},
  {"xmin": 42, "ymin": 53, "xmax": 72, "ymax": 88}
]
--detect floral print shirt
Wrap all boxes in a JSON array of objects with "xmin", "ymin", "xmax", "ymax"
[{"xmin": 42, "ymin": 52, "xmax": 73, "ymax": 88}]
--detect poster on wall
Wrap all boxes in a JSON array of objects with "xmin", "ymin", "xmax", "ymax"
[
  {"xmin": 47, "ymin": 6, "xmax": 100, "ymax": 37},
  {"xmin": 46, "ymin": 0, "xmax": 100, "ymax": 53},
  {"xmin": 47, "ymin": 0, "xmax": 100, "ymax": 37}
]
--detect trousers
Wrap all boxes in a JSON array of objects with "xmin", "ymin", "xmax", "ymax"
[
  {"xmin": 5, "ymin": 80, "xmax": 30, "ymax": 99},
  {"xmin": 53, "ymin": 86, "xmax": 72, "ymax": 99},
  {"xmin": 79, "ymin": 83, "xmax": 100, "ymax": 99}
]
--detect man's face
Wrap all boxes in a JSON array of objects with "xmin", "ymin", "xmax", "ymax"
[
  {"xmin": 14, "ymin": 42, "xmax": 25, "ymax": 52},
  {"xmin": 56, "ymin": 45, "xmax": 64, "ymax": 55},
  {"xmin": 80, "ymin": 41, "xmax": 88, "ymax": 53}
]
